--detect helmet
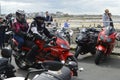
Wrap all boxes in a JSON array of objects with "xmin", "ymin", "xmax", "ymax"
[
  {"xmin": 16, "ymin": 10, "xmax": 26, "ymax": 23},
  {"xmin": 6, "ymin": 13, "xmax": 12, "ymax": 19},
  {"xmin": 34, "ymin": 13, "xmax": 45, "ymax": 23},
  {"xmin": 0, "ymin": 16, "xmax": 5, "ymax": 23}
]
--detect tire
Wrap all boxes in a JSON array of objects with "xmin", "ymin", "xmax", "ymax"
[
  {"xmin": 15, "ymin": 58, "xmax": 29, "ymax": 70},
  {"xmin": 95, "ymin": 50, "xmax": 103, "ymax": 65},
  {"xmin": 74, "ymin": 46, "xmax": 82, "ymax": 58},
  {"xmin": 90, "ymin": 50, "xmax": 96, "ymax": 55},
  {"xmin": 66, "ymin": 56, "xmax": 78, "ymax": 76}
]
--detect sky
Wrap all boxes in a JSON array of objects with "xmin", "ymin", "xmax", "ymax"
[{"xmin": 0, "ymin": 0, "xmax": 120, "ymax": 15}]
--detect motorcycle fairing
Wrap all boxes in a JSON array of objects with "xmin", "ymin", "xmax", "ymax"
[{"xmin": 96, "ymin": 45, "xmax": 106, "ymax": 53}]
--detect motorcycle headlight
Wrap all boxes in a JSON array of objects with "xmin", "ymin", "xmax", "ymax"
[{"xmin": 60, "ymin": 44, "xmax": 69, "ymax": 49}]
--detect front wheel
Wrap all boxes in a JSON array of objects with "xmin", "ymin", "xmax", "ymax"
[
  {"xmin": 66, "ymin": 35, "xmax": 71, "ymax": 45},
  {"xmin": 95, "ymin": 50, "xmax": 103, "ymax": 65},
  {"xmin": 74, "ymin": 46, "xmax": 82, "ymax": 58},
  {"xmin": 15, "ymin": 58, "xmax": 29, "ymax": 70}
]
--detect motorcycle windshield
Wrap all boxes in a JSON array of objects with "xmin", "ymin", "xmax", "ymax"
[
  {"xmin": 77, "ymin": 33, "xmax": 88, "ymax": 41},
  {"xmin": 104, "ymin": 27, "xmax": 115, "ymax": 36},
  {"xmin": 55, "ymin": 32, "xmax": 67, "ymax": 41}
]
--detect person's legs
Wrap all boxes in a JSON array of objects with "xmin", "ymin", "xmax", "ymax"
[
  {"xmin": 13, "ymin": 35, "xmax": 24, "ymax": 50},
  {"xmin": 26, "ymin": 44, "xmax": 39, "ymax": 65}
]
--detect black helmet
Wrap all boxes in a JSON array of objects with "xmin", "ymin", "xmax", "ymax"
[
  {"xmin": 6, "ymin": 13, "xmax": 12, "ymax": 19},
  {"xmin": 34, "ymin": 13, "xmax": 45, "ymax": 22},
  {"xmin": 16, "ymin": 10, "xmax": 26, "ymax": 23}
]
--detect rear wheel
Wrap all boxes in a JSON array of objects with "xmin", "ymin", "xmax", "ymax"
[{"xmin": 95, "ymin": 50, "xmax": 103, "ymax": 65}]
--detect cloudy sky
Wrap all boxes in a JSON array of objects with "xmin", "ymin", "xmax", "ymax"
[{"xmin": 0, "ymin": 0, "xmax": 120, "ymax": 15}]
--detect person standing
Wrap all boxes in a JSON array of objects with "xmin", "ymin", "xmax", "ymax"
[
  {"xmin": 102, "ymin": 9, "xmax": 110, "ymax": 27},
  {"xmin": 108, "ymin": 13, "xmax": 114, "ymax": 27},
  {"xmin": 52, "ymin": 19, "xmax": 58, "ymax": 27},
  {"xmin": 45, "ymin": 11, "xmax": 53, "ymax": 27},
  {"xmin": 64, "ymin": 19, "xmax": 70, "ymax": 28}
]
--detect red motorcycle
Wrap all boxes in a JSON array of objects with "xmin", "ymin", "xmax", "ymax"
[
  {"xmin": 9, "ymin": 31, "xmax": 78, "ymax": 76},
  {"xmin": 95, "ymin": 26, "xmax": 119, "ymax": 65}
]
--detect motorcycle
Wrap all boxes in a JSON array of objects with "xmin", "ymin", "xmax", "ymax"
[
  {"xmin": 74, "ymin": 28, "xmax": 99, "ymax": 58},
  {"xmin": 2, "ymin": 31, "xmax": 78, "ymax": 76},
  {"xmin": 57, "ymin": 27, "xmax": 73, "ymax": 45},
  {"xmin": 4, "ymin": 61, "xmax": 81, "ymax": 80},
  {"xmin": 95, "ymin": 26, "xmax": 119, "ymax": 65},
  {"xmin": 0, "ymin": 48, "xmax": 16, "ymax": 79}
]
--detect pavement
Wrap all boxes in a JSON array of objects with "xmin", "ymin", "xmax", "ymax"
[{"xmin": 70, "ymin": 44, "xmax": 120, "ymax": 55}]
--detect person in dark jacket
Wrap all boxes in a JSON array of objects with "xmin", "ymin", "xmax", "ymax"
[
  {"xmin": 45, "ymin": 11, "xmax": 53, "ymax": 27},
  {"xmin": 12, "ymin": 10, "xmax": 29, "ymax": 51},
  {"xmin": 0, "ymin": 17, "xmax": 7, "ymax": 49},
  {"xmin": 26, "ymin": 13, "xmax": 54, "ymax": 65},
  {"xmin": 5, "ymin": 13, "xmax": 14, "ymax": 30}
]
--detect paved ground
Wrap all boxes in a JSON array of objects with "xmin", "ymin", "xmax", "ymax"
[
  {"xmin": 1, "ymin": 45, "xmax": 120, "ymax": 80},
  {"xmin": 13, "ymin": 53, "xmax": 120, "ymax": 80}
]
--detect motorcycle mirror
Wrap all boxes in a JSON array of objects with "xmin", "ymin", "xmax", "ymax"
[{"xmin": 42, "ymin": 61, "xmax": 63, "ymax": 71}]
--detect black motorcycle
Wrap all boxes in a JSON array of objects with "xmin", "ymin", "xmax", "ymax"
[
  {"xmin": 74, "ymin": 28, "xmax": 99, "ymax": 58},
  {"xmin": 0, "ymin": 48, "xmax": 16, "ymax": 80}
]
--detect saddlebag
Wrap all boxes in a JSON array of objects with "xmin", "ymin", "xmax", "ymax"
[{"xmin": 33, "ymin": 66, "xmax": 71, "ymax": 80}]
